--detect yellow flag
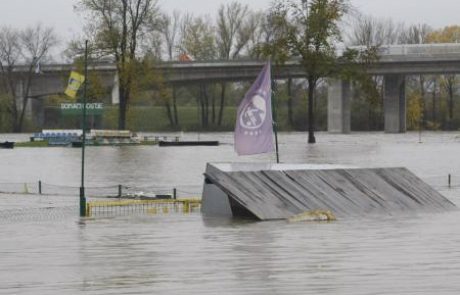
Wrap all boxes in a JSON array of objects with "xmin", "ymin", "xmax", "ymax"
[{"xmin": 64, "ymin": 71, "xmax": 85, "ymax": 98}]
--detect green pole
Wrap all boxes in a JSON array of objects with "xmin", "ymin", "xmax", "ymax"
[
  {"xmin": 80, "ymin": 40, "xmax": 89, "ymax": 217},
  {"xmin": 270, "ymin": 61, "xmax": 280, "ymax": 164}
]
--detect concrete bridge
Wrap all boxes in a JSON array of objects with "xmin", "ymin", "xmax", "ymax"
[{"xmin": 10, "ymin": 43, "xmax": 460, "ymax": 132}]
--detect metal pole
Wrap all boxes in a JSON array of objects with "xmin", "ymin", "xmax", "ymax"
[
  {"xmin": 270, "ymin": 61, "xmax": 280, "ymax": 163},
  {"xmin": 80, "ymin": 40, "xmax": 89, "ymax": 217},
  {"xmin": 38, "ymin": 180, "xmax": 42, "ymax": 195},
  {"xmin": 418, "ymin": 117, "xmax": 422, "ymax": 143}
]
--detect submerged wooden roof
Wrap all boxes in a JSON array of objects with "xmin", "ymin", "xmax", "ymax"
[{"xmin": 205, "ymin": 167, "xmax": 456, "ymax": 220}]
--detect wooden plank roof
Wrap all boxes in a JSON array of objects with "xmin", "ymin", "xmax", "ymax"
[{"xmin": 205, "ymin": 167, "xmax": 456, "ymax": 220}]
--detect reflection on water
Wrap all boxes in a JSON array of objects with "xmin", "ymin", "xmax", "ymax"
[{"xmin": 2, "ymin": 132, "xmax": 460, "ymax": 294}]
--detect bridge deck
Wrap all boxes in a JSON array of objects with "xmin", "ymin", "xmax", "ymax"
[{"xmin": 7, "ymin": 43, "xmax": 460, "ymax": 85}]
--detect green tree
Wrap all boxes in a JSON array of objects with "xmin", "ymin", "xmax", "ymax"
[
  {"xmin": 261, "ymin": 0, "xmax": 350, "ymax": 143},
  {"xmin": 426, "ymin": 26, "xmax": 460, "ymax": 129},
  {"xmin": 0, "ymin": 93, "xmax": 11, "ymax": 132},
  {"xmin": 407, "ymin": 91, "xmax": 423, "ymax": 130},
  {"xmin": 73, "ymin": 0, "xmax": 160, "ymax": 130},
  {"xmin": 400, "ymin": 24, "xmax": 432, "ymax": 128}
]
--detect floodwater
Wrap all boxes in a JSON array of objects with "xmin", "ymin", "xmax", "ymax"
[{"xmin": 2, "ymin": 132, "xmax": 460, "ymax": 294}]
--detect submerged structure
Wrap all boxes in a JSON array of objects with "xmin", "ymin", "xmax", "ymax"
[
  {"xmin": 30, "ymin": 129, "xmax": 141, "ymax": 146},
  {"xmin": 201, "ymin": 163, "xmax": 456, "ymax": 220}
]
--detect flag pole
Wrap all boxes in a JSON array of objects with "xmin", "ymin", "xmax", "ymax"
[{"xmin": 270, "ymin": 60, "xmax": 280, "ymax": 164}]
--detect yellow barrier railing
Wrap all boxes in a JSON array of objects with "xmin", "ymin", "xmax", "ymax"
[{"xmin": 86, "ymin": 198, "xmax": 201, "ymax": 217}]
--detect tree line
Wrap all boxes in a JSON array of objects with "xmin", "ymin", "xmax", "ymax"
[{"xmin": 1, "ymin": 0, "xmax": 460, "ymax": 139}]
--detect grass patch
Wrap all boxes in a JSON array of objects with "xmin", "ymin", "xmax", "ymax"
[
  {"xmin": 139, "ymin": 141, "xmax": 158, "ymax": 146},
  {"xmin": 43, "ymin": 104, "xmax": 312, "ymax": 132},
  {"xmin": 15, "ymin": 140, "xmax": 49, "ymax": 147}
]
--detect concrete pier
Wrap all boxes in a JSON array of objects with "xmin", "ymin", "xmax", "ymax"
[
  {"xmin": 328, "ymin": 79, "xmax": 351, "ymax": 133},
  {"xmin": 384, "ymin": 74, "xmax": 406, "ymax": 133}
]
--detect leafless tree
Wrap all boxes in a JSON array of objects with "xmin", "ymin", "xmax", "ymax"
[
  {"xmin": 215, "ymin": 2, "xmax": 250, "ymax": 125},
  {"xmin": 180, "ymin": 15, "xmax": 217, "ymax": 127},
  {"xmin": 239, "ymin": 11, "xmax": 264, "ymax": 58},
  {"xmin": 399, "ymin": 24, "xmax": 432, "ymax": 44},
  {"xmin": 154, "ymin": 11, "xmax": 183, "ymax": 126},
  {"xmin": 0, "ymin": 24, "xmax": 58, "ymax": 132},
  {"xmin": 177, "ymin": 13, "xmax": 193, "ymax": 55},
  {"xmin": 347, "ymin": 14, "xmax": 405, "ymax": 46},
  {"xmin": 216, "ymin": 2, "xmax": 249, "ymax": 59},
  {"xmin": 159, "ymin": 10, "xmax": 181, "ymax": 61},
  {"xmin": 181, "ymin": 16, "xmax": 216, "ymax": 60}
]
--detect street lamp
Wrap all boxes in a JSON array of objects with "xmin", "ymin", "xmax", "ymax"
[{"xmin": 80, "ymin": 40, "xmax": 89, "ymax": 217}]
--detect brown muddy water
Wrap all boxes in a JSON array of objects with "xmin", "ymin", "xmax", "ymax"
[{"xmin": 1, "ymin": 132, "xmax": 460, "ymax": 294}]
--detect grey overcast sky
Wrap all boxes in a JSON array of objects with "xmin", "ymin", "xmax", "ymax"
[{"xmin": 0, "ymin": 0, "xmax": 459, "ymax": 47}]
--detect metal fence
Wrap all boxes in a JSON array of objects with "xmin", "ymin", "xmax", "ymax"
[
  {"xmin": 422, "ymin": 174, "xmax": 460, "ymax": 191},
  {"xmin": 1, "ymin": 175, "xmax": 459, "ymax": 197}
]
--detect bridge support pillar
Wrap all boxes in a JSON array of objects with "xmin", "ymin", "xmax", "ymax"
[
  {"xmin": 384, "ymin": 74, "xmax": 406, "ymax": 133},
  {"xmin": 111, "ymin": 72, "xmax": 120, "ymax": 104},
  {"xmin": 31, "ymin": 99, "xmax": 45, "ymax": 127},
  {"xmin": 328, "ymin": 79, "xmax": 351, "ymax": 133}
]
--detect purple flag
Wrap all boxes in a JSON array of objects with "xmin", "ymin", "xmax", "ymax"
[{"xmin": 234, "ymin": 62, "xmax": 274, "ymax": 155}]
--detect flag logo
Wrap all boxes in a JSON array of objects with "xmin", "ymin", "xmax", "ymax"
[{"xmin": 239, "ymin": 93, "xmax": 267, "ymax": 130}]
